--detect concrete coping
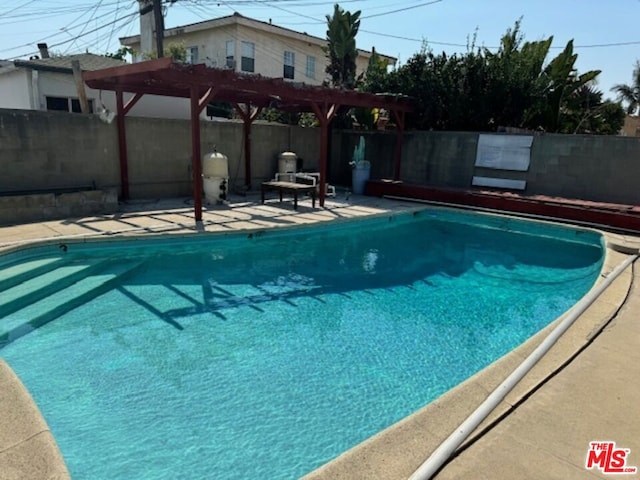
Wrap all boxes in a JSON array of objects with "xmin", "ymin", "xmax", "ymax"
[{"xmin": 0, "ymin": 359, "xmax": 70, "ymax": 479}]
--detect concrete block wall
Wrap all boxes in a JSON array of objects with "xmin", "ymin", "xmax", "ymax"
[
  {"xmin": 331, "ymin": 130, "xmax": 479, "ymax": 190},
  {"xmin": 120, "ymin": 117, "xmax": 320, "ymax": 197},
  {"xmin": 527, "ymin": 134, "xmax": 640, "ymax": 204},
  {"xmin": 2, "ymin": 108, "xmax": 640, "ymax": 219},
  {"xmin": 0, "ymin": 109, "xmax": 120, "ymax": 192},
  {"xmin": 401, "ymin": 131, "xmax": 478, "ymax": 188},
  {"xmin": 0, "ymin": 189, "xmax": 118, "ymax": 226},
  {"xmin": 361, "ymin": 130, "xmax": 640, "ymax": 206},
  {"xmin": 0, "ymin": 109, "xmax": 320, "ymax": 201},
  {"xmin": 332, "ymin": 131, "xmax": 398, "ymax": 185}
]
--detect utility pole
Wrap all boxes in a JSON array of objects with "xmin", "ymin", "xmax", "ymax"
[
  {"xmin": 138, "ymin": 1, "xmax": 153, "ymax": 57},
  {"xmin": 152, "ymin": 0, "xmax": 164, "ymax": 58},
  {"xmin": 71, "ymin": 60, "xmax": 90, "ymax": 114}
]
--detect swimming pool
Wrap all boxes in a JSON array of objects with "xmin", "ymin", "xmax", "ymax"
[{"xmin": 0, "ymin": 208, "xmax": 604, "ymax": 479}]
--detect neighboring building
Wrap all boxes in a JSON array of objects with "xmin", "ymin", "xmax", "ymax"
[
  {"xmin": 0, "ymin": 13, "xmax": 395, "ymax": 121},
  {"xmin": 0, "ymin": 49, "xmax": 124, "ymax": 113},
  {"xmin": 621, "ymin": 115, "xmax": 640, "ymax": 136},
  {"xmin": 120, "ymin": 12, "xmax": 396, "ymax": 86},
  {"xmin": 0, "ymin": 46, "xmax": 202, "ymax": 120}
]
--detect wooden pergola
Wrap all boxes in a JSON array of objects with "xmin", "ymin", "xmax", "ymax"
[{"xmin": 83, "ymin": 57, "xmax": 413, "ymax": 221}]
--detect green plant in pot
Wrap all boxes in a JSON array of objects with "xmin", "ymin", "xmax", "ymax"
[{"xmin": 349, "ymin": 136, "xmax": 370, "ymax": 195}]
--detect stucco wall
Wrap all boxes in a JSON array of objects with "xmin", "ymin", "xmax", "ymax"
[
  {"xmin": 0, "ymin": 69, "xmax": 32, "ymax": 110},
  {"xmin": 125, "ymin": 17, "xmax": 380, "ymax": 86}
]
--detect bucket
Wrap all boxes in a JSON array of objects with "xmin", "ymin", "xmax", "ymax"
[{"xmin": 351, "ymin": 162, "xmax": 371, "ymax": 195}]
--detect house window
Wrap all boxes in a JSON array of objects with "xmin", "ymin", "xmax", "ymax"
[
  {"xmin": 283, "ymin": 50, "xmax": 295, "ymax": 79},
  {"xmin": 305, "ymin": 55, "xmax": 316, "ymax": 79},
  {"xmin": 46, "ymin": 96, "xmax": 94, "ymax": 113},
  {"xmin": 225, "ymin": 40, "xmax": 234, "ymax": 68},
  {"xmin": 186, "ymin": 46, "xmax": 199, "ymax": 64},
  {"xmin": 241, "ymin": 41, "xmax": 255, "ymax": 73}
]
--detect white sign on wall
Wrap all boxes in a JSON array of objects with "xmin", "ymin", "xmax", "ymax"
[{"xmin": 475, "ymin": 134, "xmax": 533, "ymax": 171}]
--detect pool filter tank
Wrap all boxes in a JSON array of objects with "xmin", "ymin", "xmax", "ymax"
[
  {"xmin": 278, "ymin": 151, "xmax": 297, "ymax": 175},
  {"xmin": 202, "ymin": 149, "xmax": 229, "ymax": 205}
]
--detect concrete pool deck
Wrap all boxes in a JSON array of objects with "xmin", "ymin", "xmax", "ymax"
[{"xmin": 0, "ymin": 193, "xmax": 638, "ymax": 480}]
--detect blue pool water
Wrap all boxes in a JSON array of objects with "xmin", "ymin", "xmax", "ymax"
[{"xmin": 0, "ymin": 209, "xmax": 604, "ymax": 479}]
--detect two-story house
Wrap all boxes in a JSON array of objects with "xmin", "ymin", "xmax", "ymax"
[
  {"xmin": 0, "ymin": 47, "xmax": 124, "ymax": 114},
  {"xmin": 120, "ymin": 12, "xmax": 396, "ymax": 86},
  {"xmin": 0, "ymin": 13, "xmax": 395, "ymax": 121}
]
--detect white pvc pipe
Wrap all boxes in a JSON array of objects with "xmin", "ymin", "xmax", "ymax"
[{"xmin": 409, "ymin": 252, "xmax": 639, "ymax": 480}]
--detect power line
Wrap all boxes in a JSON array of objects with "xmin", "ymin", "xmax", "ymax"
[
  {"xmin": 106, "ymin": 0, "xmax": 124, "ymax": 52},
  {"xmin": 3, "ymin": 0, "xmax": 640, "ymax": 64},
  {"xmin": 63, "ymin": 0, "xmax": 106, "ymax": 54},
  {"xmin": 2, "ymin": 10, "xmax": 139, "ymax": 57},
  {"xmin": 361, "ymin": 0, "xmax": 443, "ymax": 20},
  {"xmin": 0, "ymin": 0, "xmax": 39, "ymax": 18}
]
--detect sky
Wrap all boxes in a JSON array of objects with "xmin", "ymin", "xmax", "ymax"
[{"xmin": 1, "ymin": 0, "xmax": 639, "ymax": 101}]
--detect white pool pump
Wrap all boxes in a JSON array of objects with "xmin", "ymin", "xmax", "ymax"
[{"xmin": 202, "ymin": 148, "xmax": 229, "ymax": 205}]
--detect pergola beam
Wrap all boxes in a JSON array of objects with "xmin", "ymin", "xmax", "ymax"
[
  {"xmin": 122, "ymin": 92, "xmax": 144, "ymax": 116},
  {"xmin": 198, "ymin": 87, "xmax": 219, "ymax": 112}
]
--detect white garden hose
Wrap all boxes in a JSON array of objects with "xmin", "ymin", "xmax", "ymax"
[{"xmin": 409, "ymin": 251, "xmax": 639, "ymax": 480}]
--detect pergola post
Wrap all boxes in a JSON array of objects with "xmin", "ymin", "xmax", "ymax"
[
  {"xmin": 190, "ymin": 86, "xmax": 220, "ymax": 222},
  {"xmin": 190, "ymin": 86, "xmax": 203, "ymax": 221},
  {"xmin": 310, "ymin": 102, "xmax": 338, "ymax": 207},
  {"xmin": 392, "ymin": 110, "xmax": 406, "ymax": 181},
  {"xmin": 115, "ymin": 90, "xmax": 143, "ymax": 200},
  {"xmin": 233, "ymin": 103, "xmax": 262, "ymax": 190}
]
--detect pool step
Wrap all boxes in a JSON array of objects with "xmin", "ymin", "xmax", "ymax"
[
  {"xmin": 0, "ymin": 261, "xmax": 144, "ymax": 347},
  {"xmin": 0, "ymin": 256, "xmax": 64, "ymax": 292},
  {"xmin": 0, "ymin": 260, "xmax": 109, "ymax": 318}
]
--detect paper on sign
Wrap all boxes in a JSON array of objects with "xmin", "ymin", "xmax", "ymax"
[{"xmin": 475, "ymin": 134, "xmax": 533, "ymax": 171}]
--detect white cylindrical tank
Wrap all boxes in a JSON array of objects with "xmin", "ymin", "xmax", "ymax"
[
  {"xmin": 278, "ymin": 151, "xmax": 297, "ymax": 174},
  {"xmin": 202, "ymin": 150, "xmax": 229, "ymax": 205},
  {"xmin": 203, "ymin": 150, "xmax": 229, "ymax": 177}
]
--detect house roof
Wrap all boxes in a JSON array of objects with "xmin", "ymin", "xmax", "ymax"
[
  {"xmin": 13, "ymin": 54, "xmax": 125, "ymax": 74},
  {"xmin": 120, "ymin": 12, "xmax": 396, "ymax": 64}
]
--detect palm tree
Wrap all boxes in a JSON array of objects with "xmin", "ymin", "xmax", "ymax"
[
  {"xmin": 611, "ymin": 61, "xmax": 640, "ymax": 115},
  {"xmin": 324, "ymin": 4, "xmax": 361, "ymax": 89},
  {"xmin": 528, "ymin": 40, "xmax": 600, "ymax": 132}
]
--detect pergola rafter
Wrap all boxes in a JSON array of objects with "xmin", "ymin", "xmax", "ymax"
[{"xmin": 83, "ymin": 57, "xmax": 413, "ymax": 221}]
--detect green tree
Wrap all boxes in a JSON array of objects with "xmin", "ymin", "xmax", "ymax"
[
  {"xmin": 105, "ymin": 46, "xmax": 134, "ymax": 62},
  {"xmin": 142, "ymin": 42, "xmax": 186, "ymax": 62},
  {"xmin": 324, "ymin": 4, "xmax": 361, "ymax": 89},
  {"xmin": 484, "ymin": 21, "xmax": 551, "ymax": 129},
  {"xmin": 559, "ymin": 85, "xmax": 625, "ymax": 134},
  {"xmin": 524, "ymin": 40, "xmax": 600, "ymax": 132},
  {"xmin": 361, "ymin": 47, "xmax": 390, "ymax": 92},
  {"xmin": 360, "ymin": 21, "xmax": 613, "ymax": 134},
  {"xmin": 611, "ymin": 61, "xmax": 640, "ymax": 114}
]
